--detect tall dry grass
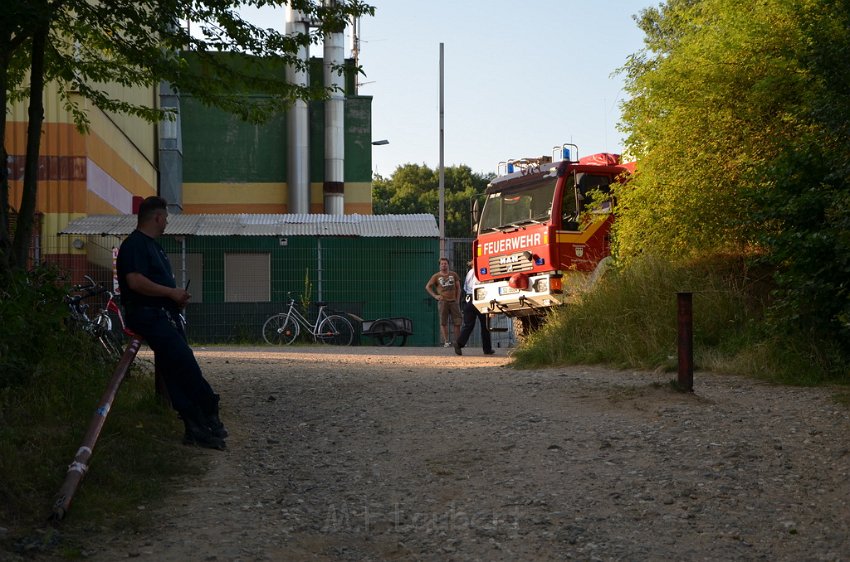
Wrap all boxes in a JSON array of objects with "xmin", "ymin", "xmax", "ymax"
[{"xmin": 512, "ymin": 255, "xmax": 849, "ymax": 386}]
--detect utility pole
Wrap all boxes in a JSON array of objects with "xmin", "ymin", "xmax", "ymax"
[{"xmin": 438, "ymin": 42, "xmax": 445, "ymax": 256}]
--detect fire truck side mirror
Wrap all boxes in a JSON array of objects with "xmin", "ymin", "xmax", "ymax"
[{"xmin": 471, "ymin": 198, "xmax": 481, "ymax": 232}]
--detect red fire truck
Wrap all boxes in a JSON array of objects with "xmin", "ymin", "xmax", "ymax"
[{"xmin": 471, "ymin": 144, "xmax": 634, "ymax": 338}]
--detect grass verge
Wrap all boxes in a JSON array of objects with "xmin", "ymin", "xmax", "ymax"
[
  {"xmin": 511, "ymin": 255, "xmax": 850, "ymax": 387},
  {"xmin": 0, "ymin": 269, "xmax": 202, "ymax": 559}
]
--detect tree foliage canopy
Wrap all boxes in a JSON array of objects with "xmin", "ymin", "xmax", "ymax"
[
  {"xmin": 372, "ymin": 164, "xmax": 493, "ymax": 238},
  {"xmin": 1, "ymin": 1, "xmax": 374, "ymax": 274},
  {"xmin": 8, "ymin": 0, "xmax": 374, "ymax": 126},
  {"xmin": 617, "ymin": 0, "xmax": 810, "ymax": 257},
  {"xmin": 616, "ymin": 0, "xmax": 850, "ymax": 344}
]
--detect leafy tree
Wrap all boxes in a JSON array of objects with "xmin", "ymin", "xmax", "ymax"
[
  {"xmin": 748, "ymin": 1, "xmax": 850, "ymax": 347},
  {"xmin": 615, "ymin": 0, "xmax": 811, "ymax": 259},
  {"xmin": 617, "ymin": 0, "xmax": 850, "ymax": 359},
  {"xmin": 0, "ymin": 1, "xmax": 42, "ymax": 275},
  {"xmin": 1, "ymin": 0, "xmax": 374, "ymax": 277},
  {"xmin": 373, "ymin": 164, "xmax": 492, "ymax": 238}
]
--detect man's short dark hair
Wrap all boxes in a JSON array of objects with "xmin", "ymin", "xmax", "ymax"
[{"xmin": 138, "ymin": 196, "xmax": 167, "ymax": 223}]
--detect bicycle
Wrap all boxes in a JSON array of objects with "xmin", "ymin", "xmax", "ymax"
[
  {"xmin": 65, "ymin": 275, "xmax": 126, "ymax": 359},
  {"xmin": 262, "ymin": 293, "xmax": 354, "ymax": 346}
]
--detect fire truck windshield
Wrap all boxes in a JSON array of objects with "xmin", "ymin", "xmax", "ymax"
[{"xmin": 478, "ymin": 176, "xmax": 556, "ymax": 233}]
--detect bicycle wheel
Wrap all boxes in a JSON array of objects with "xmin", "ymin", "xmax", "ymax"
[
  {"xmin": 263, "ymin": 313, "xmax": 299, "ymax": 345},
  {"xmin": 370, "ymin": 319, "xmax": 398, "ymax": 346},
  {"xmin": 92, "ymin": 313, "xmax": 122, "ymax": 359},
  {"xmin": 316, "ymin": 314, "xmax": 354, "ymax": 346},
  {"xmin": 93, "ymin": 312, "xmax": 112, "ymax": 333},
  {"xmin": 100, "ymin": 330, "xmax": 125, "ymax": 359}
]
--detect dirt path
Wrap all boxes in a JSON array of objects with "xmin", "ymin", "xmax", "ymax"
[{"xmin": 79, "ymin": 346, "xmax": 848, "ymax": 561}]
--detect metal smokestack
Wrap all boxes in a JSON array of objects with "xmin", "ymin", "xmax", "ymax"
[
  {"xmin": 323, "ymin": 0, "xmax": 345, "ymax": 215},
  {"xmin": 285, "ymin": 6, "xmax": 310, "ymax": 214}
]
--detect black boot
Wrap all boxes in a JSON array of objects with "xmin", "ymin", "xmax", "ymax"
[
  {"xmin": 201, "ymin": 393, "xmax": 228, "ymax": 439},
  {"xmin": 180, "ymin": 407, "xmax": 226, "ymax": 450}
]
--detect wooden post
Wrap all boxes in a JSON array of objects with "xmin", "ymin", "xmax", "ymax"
[{"xmin": 677, "ymin": 292, "xmax": 694, "ymax": 392}]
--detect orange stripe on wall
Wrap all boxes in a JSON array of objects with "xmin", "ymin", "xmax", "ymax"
[
  {"xmin": 8, "ymin": 180, "xmax": 88, "ymax": 214},
  {"xmin": 309, "ymin": 202, "xmax": 373, "ymax": 215},
  {"xmin": 5, "ymin": 121, "xmax": 156, "ymax": 204},
  {"xmin": 192, "ymin": 202, "xmax": 372, "ymax": 214},
  {"xmin": 183, "ymin": 203, "xmax": 289, "ymax": 214},
  {"xmin": 344, "ymin": 203, "xmax": 372, "ymax": 215},
  {"xmin": 8, "ymin": 175, "xmax": 148, "ymax": 216},
  {"xmin": 4, "ymin": 121, "xmax": 87, "ymax": 157}
]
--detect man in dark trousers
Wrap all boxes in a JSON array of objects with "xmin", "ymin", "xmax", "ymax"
[
  {"xmin": 117, "ymin": 196, "xmax": 227, "ymax": 450},
  {"xmin": 454, "ymin": 261, "xmax": 495, "ymax": 356}
]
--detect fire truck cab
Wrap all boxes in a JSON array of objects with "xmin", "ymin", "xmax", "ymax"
[{"xmin": 471, "ymin": 144, "xmax": 632, "ymax": 336}]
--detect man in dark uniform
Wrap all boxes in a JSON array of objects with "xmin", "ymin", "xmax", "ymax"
[
  {"xmin": 454, "ymin": 261, "xmax": 495, "ymax": 356},
  {"xmin": 117, "ymin": 196, "xmax": 227, "ymax": 450}
]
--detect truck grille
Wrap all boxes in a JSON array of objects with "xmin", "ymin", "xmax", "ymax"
[{"xmin": 488, "ymin": 252, "xmax": 534, "ymax": 275}]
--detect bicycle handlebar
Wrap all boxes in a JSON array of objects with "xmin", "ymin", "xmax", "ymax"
[
  {"xmin": 67, "ymin": 276, "xmax": 109, "ymax": 302},
  {"xmin": 71, "ymin": 275, "xmax": 97, "ymax": 291},
  {"xmin": 78, "ymin": 285, "xmax": 108, "ymax": 297}
]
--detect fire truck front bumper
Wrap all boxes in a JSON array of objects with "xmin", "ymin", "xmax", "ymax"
[{"xmin": 471, "ymin": 273, "xmax": 572, "ymax": 317}]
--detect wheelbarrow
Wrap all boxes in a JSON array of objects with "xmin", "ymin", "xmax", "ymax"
[{"xmin": 360, "ymin": 317, "xmax": 413, "ymax": 346}]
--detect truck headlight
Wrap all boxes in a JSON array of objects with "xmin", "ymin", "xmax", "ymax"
[
  {"xmin": 533, "ymin": 278, "xmax": 549, "ymax": 292},
  {"xmin": 474, "ymin": 287, "xmax": 487, "ymax": 301}
]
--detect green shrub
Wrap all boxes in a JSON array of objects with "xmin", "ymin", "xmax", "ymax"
[
  {"xmin": 512, "ymin": 255, "xmax": 849, "ymax": 385},
  {"xmin": 0, "ymin": 267, "xmax": 199, "ymax": 556},
  {"xmin": 514, "ymin": 256, "xmax": 750, "ymax": 369},
  {"xmin": 0, "ymin": 267, "xmax": 69, "ymax": 389}
]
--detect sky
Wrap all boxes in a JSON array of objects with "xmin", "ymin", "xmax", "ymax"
[{"xmin": 241, "ymin": 1, "xmax": 655, "ymax": 177}]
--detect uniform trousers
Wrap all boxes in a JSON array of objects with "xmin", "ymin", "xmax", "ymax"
[
  {"xmin": 126, "ymin": 307, "xmax": 214, "ymax": 413},
  {"xmin": 456, "ymin": 296, "xmax": 494, "ymax": 353}
]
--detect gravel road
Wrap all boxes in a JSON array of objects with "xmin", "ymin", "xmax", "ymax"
[{"xmin": 78, "ymin": 346, "xmax": 849, "ymax": 561}]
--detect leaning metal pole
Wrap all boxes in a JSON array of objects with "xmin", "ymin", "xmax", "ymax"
[{"xmin": 51, "ymin": 337, "xmax": 143, "ymax": 521}]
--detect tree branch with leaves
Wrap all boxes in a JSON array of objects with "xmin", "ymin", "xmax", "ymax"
[{"xmin": 1, "ymin": 0, "xmax": 375, "ymax": 276}]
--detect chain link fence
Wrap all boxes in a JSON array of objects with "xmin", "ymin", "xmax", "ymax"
[{"xmin": 41, "ymin": 233, "xmax": 515, "ymax": 349}]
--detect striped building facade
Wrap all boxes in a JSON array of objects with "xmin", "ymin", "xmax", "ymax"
[
  {"xmin": 5, "ymin": 81, "xmax": 158, "ymax": 271},
  {"xmin": 5, "ymin": 55, "xmax": 375, "ymax": 267}
]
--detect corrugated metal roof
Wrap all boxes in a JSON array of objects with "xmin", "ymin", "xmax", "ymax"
[{"xmin": 60, "ymin": 213, "xmax": 439, "ymax": 238}]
